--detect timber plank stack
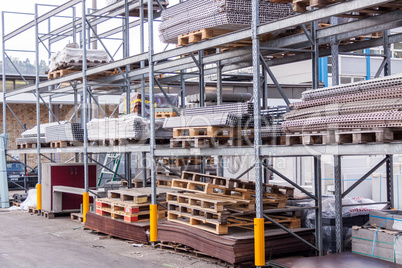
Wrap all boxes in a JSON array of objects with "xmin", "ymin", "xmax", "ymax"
[{"xmin": 167, "ymin": 171, "xmax": 300, "ymax": 235}]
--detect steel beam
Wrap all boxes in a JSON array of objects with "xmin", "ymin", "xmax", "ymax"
[
  {"xmin": 334, "ymin": 155, "xmax": 343, "ymax": 253},
  {"xmin": 386, "ymin": 155, "xmax": 394, "ymax": 208},
  {"xmin": 314, "ymin": 156, "xmax": 323, "ymax": 256}
]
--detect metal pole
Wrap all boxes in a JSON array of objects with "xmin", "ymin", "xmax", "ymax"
[
  {"xmin": 314, "ymin": 156, "xmax": 323, "ymax": 256},
  {"xmin": 386, "ymin": 155, "xmax": 394, "ymax": 208},
  {"xmin": 34, "ymin": 5, "xmax": 43, "ymax": 211},
  {"xmin": 262, "ymin": 71, "xmax": 268, "ymax": 110},
  {"xmin": 216, "ymin": 49, "xmax": 223, "ymax": 106},
  {"xmin": 82, "ymin": 0, "xmax": 90, "ymax": 223},
  {"xmin": 91, "ymin": 0, "xmax": 97, "ymax": 49},
  {"xmin": 124, "ymin": 0, "xmax": 132, "ymax": 188},
  {"xmin": 148, "ymin": 0, "xmax": 158, "ymax": 245},
  {"xmin": 334, "ymin": 155, "xmax": 343, "ymax": 253},
  {"xmin": 330, "ymin": 17, "xmax": 339, "ymax": 86},
  {"xmin": 383, "ymin": 30, "xmax": 391, "ymax": 76},
  {"xmin": 312, "ymin": 20, "xmax": 319, "ymax": 89},
  {"xmin": 180, "ymin": 70, "xmax": 186, "ymax": 109},
  {"xmin": 199, "ymin": 50, "xmax": 205, "ymax": 108},
  {"xmin": 140, "ymin": 0, "xmax": 147, "ymax": 188},
  {"xmin": 252, "ymin": 0, "xmax": 264, "ymax": 266},
  {"xmin": 2, "ymin": 12, "xmax": 7, "ymax": 136}
]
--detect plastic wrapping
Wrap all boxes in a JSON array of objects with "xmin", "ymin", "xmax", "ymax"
[
  {"xmin": 304, "ymin": 197, "xmax": 386, "ymax": 254},
  {"xmin": 87, "ymin": 114, "xmax": 167, "ymax": 141},
  {"xmin": 118, "ymin": 92, "xmax": 179, "ymax": 116},
  {"xmin": 20, "ymin": 189, "xmax": 37, "ymax": 211},
  {"xmin": 49, "ymin": 43, "xmax": 111, "ymax": 72}
]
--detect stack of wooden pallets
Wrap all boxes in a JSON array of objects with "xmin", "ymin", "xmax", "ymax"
[
  {"xmin": 166, "ymin": 171, "xmax": 300, "ymax": 234},
  {"xmin": 95, "ymin": 188, "xmax": 178, "ymax": 223}
]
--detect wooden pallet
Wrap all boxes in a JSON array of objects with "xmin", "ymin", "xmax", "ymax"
[
  {"xmin": 157, "ymin": 157, "xmax": 215, "ymax": 167},
  {"xmin": 170, "ymin": 137, "xmax": 234, "ymax": 148},
  {"xmin": 166, "ymin": 192, "xmax": 251, "ymax": 213},
  {"xmin": 270, "ymin": 0, "xmax": 346, "ymax": 13},
  {"xmin": 96, "ymin": 208, "xmax": 166, "ymax": 223},
  {"xmin": 28, "ymin": 206, "xmax": 40, "ymax": 214},
  {"xmin": 181, "ymin": 171, "xmax": 237, "ymax": 189},
  {"xmin": 335, "ymin": 128, "xmax": 402, "ymax": 144},
  {"xmin": 71, "ymin": 213, "xmax": 84, "ymax": 223},
  {"xmin": 178, "ymin": 28, "xmax": 274, "ymax": 49},
  {"xmin": 155, "ymin": 111, "xmax": 178, "ymax": 119},
  {"xmin": 50, "ymin": 140, "xmax": 82, "ymax": 148},
  {"xmin": 173, "ymin": 126, "xmax": 240, "ymax": 139},
  {"xmin": 48, "ymin": 69, "xmax": 113, "ymax": 80},
  {"xmin": 285, "ymin": 131, "xmax": 336, "ymax": 146},
  {"xmin": 168, "ymin": 203, "xmax": 231, "ymax": 224},
  {"xmin": 17, "ymin": 142, "xmax": 50, "ymax": 149},
  {"xmin": 96, "ymin": 198, "xmax": 166, "ymax": 214},
  {"xmin": 41, "ymin": 211, "xmax": 56, "ymax": 219},
  {"xmin": 168, "ymin": 210, "xmax": 229, "ymax": 235},
  {"xmin": 171, "ymin": 179, "xmax": 253, "ymax": 200},
  {"xmin": 10, "ymin": 201, "xmax": 21, "ymax": 207}
]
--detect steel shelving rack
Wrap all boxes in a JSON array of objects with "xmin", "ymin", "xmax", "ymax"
[{"xmin": 2, "ymin": 0, "xmax": 402, "ymax": 265}]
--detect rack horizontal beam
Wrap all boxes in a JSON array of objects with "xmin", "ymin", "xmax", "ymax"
[
  {"xmin": 7, "ymin": 143, "xmax": 402, "ymax": 157},
  {"xmin": 4, "ymin": 0, "xmax": 81, "ymax": 41}
]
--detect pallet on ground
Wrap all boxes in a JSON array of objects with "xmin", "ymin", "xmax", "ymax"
[
  {"xmin": 71, "ymin": 213, "xmax": 84, "ymax": 223},
  {"xmin": 28, "ymin": 206, "xmax": 40, "ymax": 214},
  {"xmin": 10, "ymin": 201, "xmax": 21, "ymax": 207},
  {"xmin": 173, "ymin": 126, "xmax": 240, "ymax": 139}
]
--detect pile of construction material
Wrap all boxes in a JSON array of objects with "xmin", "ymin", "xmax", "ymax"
[
  {"xmin": 164, "ymin": 102, "xmax": 286, "ymax": 148},
  {"xmin": 270, "ymin": 0, "xmax": 346, "ymax": 13},
  {"xmin": 166, "ymin": 171, "xmax": 297, "ymax": 235},
  {"xmin": 17, "ymin": 121, "xmax": 84, "ymax": 149},
  {"xmin": 49, "ymin": 43, "xmax": 110, "ymax": 72},
  {"xmin": 353, "ymin": 210, "xmax": 402, "ymax": 264},
  {"xmin": 87, "ymin": 114, "xmax": 152, "ymax": 143},
  {"xmin": 282, "ymin": 74, "xmax": 402, "ymax": 145},
  {"xmin": 159, "ymin": 0, "xmax": 292, "ymax": 44}
]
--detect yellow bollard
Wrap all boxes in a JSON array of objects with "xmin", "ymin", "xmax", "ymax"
[
  {"xmin": 254, "ymin": 218, "xmax": 265, "ymax": 267},
  {"xmin": 150, "ymin": 204, "xmax": 158, "ymax": 242},
  {"xmin": 83, "ymin": 192, "xmax": 89, "ymax": 223},
  {"xmin": 36, "ymin": 184, "xmax": 42, "ymax": 210}
]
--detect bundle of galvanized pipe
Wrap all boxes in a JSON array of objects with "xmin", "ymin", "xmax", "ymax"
[
  {"xmin": 282, "ymin": 74, "xmax": 402, "ymax": 133},
  {"xmin": 159, "ymin": 0, "xmax": 292, "ymax": 44}
]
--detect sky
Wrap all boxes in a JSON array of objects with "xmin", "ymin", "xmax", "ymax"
[{"xmin": 1, "ymin": 0, "xmax": 180, "ymax": 64}]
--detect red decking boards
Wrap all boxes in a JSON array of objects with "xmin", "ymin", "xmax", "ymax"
[
  {"xmin": 158, "ymin": 221, "xmax": 315, "ymax": 264},
  {"xmin": 84, "ymin": 212, "xmax": 150, "ymax": 244}
]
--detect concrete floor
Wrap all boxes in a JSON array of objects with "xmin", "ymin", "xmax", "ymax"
[{"xmin": 0, "ymin": 209, "xmax": 224, "ymax": 268}]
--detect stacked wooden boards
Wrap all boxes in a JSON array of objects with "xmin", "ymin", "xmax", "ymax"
[{"xmin": 158, "ymin": 221, "xmax": 315, "ymax": 264}]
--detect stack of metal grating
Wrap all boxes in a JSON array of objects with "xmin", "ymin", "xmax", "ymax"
[
  {"xmin": 87, "ymin": 114, "xmax": 151, "ymax": 141},
  {"xmin": 44, "ymin": 123, "xmax": 84, "ymax": 143},
  {"xmin": 282, "ymin": 74, "xmax": 402, "ymax": 133},
  {"xmin": 159, "ymin": 0, "xmax": 292, "ymax": 44},
  {"xmin": 163, "ymin": 102, "xmax": 284, "ymax": 132}
]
